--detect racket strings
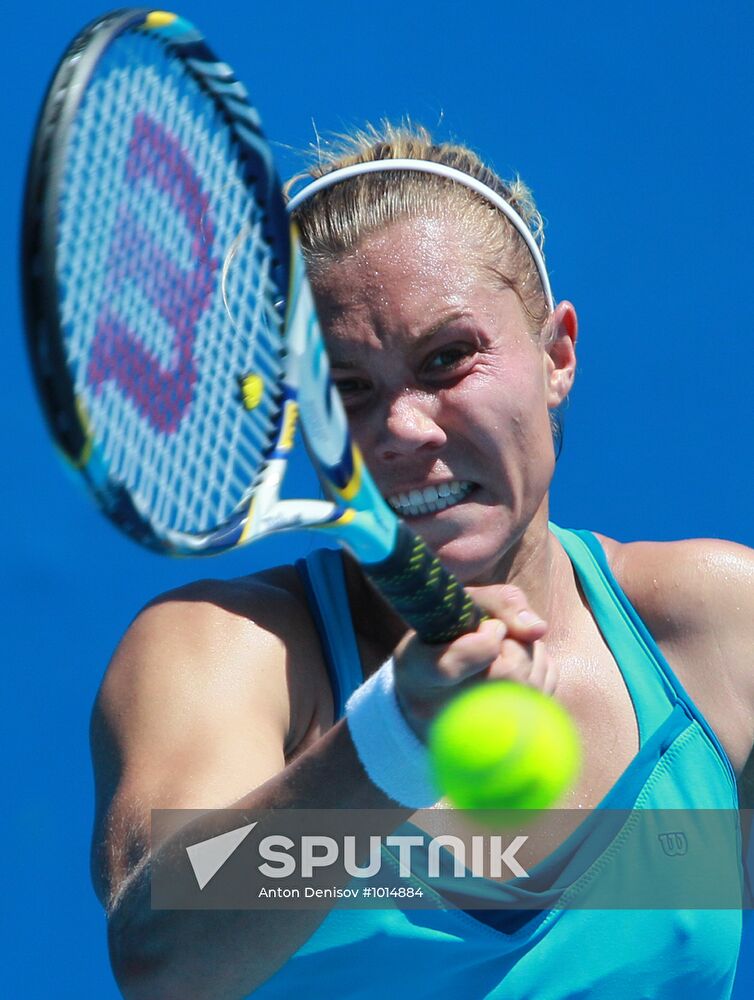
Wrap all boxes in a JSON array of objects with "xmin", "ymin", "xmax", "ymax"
[{"xmin": 57, "ymin": 30, "xmax": 287, "ymax": 537}]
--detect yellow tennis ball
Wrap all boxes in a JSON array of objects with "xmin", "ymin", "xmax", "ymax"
[{"xmin": 428, "ymin": 682, "xmax": 581, "ymax": 811}]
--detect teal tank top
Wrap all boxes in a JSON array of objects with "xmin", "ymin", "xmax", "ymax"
[{"xmin": 252, "ymin": 526, "xmax": 743, "ymax": 999}]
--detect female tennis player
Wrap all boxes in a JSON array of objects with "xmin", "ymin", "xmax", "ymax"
[{"xmin": 91, "ymin": 123, "xmax": 753, "ymax": 999}]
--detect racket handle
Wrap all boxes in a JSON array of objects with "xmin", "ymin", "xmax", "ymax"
[{"xmin": 366, "ymin": 521, "xmax": 487, "ymax": 644}]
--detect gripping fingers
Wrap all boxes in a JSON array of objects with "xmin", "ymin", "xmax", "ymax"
[
  {"xmin": 436, "ymin": 618, "xmax": 508, "ymax": 684},
  {"xmin": 395, "ymin": 606, "xmax": 557, "ymax": 740},
  {"xmin": 474, "ymin": 584, "xmax": 547, "ymax": 642},
  {"xmin": 491, "ymin": 637, "xmax": 558, "ymax": 694},
  {"xmin": 401, "ymin": 617, "xmax": 506, "ymax": 689},
  {"xmin": 394, "ymin": 618, "xmax": 508, "ymax": 737}
]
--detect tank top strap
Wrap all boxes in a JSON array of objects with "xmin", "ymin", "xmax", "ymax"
[
  {"xmin": 551, "ymin": 523, "xmax": 729, "ymax": 753},
  {"xmin": 550, "ymin": 524, "xmax": 678, "ymax": 741},
  {"xmin": 295, "ymin": 547, "xmax": 363, "ymax": 719}
]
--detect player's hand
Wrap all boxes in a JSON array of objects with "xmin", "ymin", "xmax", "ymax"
[{"xmin": 393, "ymin": 584, "xmax": 557, "ymax": 742}]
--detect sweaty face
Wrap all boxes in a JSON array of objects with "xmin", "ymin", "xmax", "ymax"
[{"xmin": 311, "ymin": 215, "xmax": 558, "ymax": 585}]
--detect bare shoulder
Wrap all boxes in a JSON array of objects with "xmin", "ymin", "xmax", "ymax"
[
  {"xmin": 593, "ymin": 531, "xmax": 754, "ymax": 778},
  {"xmin": 593, "ymin": 532, "xmax": 754, "ymax": 642},
  {"xmin": 96, "ymin": 567, "xmax": 332, "ymax": 758},
  {"xmin": 90, "ymin": 566, "xmax": 333, "ymax": 904}
]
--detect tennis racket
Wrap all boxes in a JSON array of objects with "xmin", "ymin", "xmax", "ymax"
[{"xmin": 22, "ymin": 7, "xmax": 484, "ymax": 644}]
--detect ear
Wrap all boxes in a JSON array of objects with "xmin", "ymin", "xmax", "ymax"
[{"xmin": 542, "ymin": 301, "xmax": 578, "ymax": 408}]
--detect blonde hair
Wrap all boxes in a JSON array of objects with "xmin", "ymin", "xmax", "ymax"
[{"xmin": 285, "ymin": 120, "xmax": 551, "ymax": 335}]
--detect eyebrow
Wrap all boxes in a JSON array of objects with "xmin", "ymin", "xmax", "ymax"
[{"xmin": 328, "ymin": 310, "xmax": 472, "ymax": 370}]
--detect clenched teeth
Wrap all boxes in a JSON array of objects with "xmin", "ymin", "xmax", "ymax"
[{"xmin": 386, "ymin": 481, "xmax": 474, "ymax": 517}]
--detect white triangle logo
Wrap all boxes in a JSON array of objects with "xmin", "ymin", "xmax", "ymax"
[{"xmin": 186, "ymin": 822, "xmax": 257, "ymax": 890}]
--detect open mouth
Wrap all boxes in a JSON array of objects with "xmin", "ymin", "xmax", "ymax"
[{"xmin": 386, "ymin": 480, "xmax": 476, "ymax": 518}]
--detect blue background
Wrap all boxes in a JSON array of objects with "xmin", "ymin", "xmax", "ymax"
[{"xmin": 3, "ymin": 0, "xmax": 751, "ymax": 994}]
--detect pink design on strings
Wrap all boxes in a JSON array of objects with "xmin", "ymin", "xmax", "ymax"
[{"xmin": 87, "ymin": 112, "xmax": 218, "ymax": 433}]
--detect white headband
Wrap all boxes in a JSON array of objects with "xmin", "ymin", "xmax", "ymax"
[{"xmin": 286, "ymin": 158, "xmax": 554, "ymax": 312}]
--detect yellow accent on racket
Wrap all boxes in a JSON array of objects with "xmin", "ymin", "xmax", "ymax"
[
  {"xmin": 240, "ymin": 373, "xmax": 264, "ymax": 410},
  {"xmin": 329, "ymin": 445, "xmax": 363, "ymax": 502},
  {"xmin": 145, "ymin": 11, "xmax": 178, "ymax": 28},
  {"xmin": 280, "ymin": 400, "xmax": 299, "ymax": 451}
]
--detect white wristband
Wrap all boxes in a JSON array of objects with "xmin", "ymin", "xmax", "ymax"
[{"xmin": 345, "ymin": 657, "xmax": 441, "ymax": 809}]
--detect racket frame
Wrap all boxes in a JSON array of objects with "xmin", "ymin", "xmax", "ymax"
[{"xmin": 22, "ymin": 8, "xmax": 483, "ymax": 641}]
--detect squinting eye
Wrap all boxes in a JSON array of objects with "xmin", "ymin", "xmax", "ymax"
[
  {"xmin": 423, "ymin": 345, "xmax": 474, "ymax": 374},
  {"xmin": 332, "ymin": 377, "xmax": 371, "ymax": 406},
  {"xmin": 334, "ymin": 377, "xmax": 368, "ymax": 393}
]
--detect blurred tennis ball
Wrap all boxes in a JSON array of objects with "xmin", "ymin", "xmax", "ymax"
[{"xmin": 428, "ymin": 682, "xmax": 580, "ymax": 812}]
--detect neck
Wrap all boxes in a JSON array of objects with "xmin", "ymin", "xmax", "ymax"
[
  {"xmin": 487, "ymin": 500, "xmax": 559, "ymax": 620},
  {"xmin": 484, "ymin": 501, "xmax": 584, "ymax": 649}
]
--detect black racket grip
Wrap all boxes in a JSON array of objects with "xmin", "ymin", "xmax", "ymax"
[{"xmin": 365, "ymin": 521, "xmax": 487, "ymax": 644}]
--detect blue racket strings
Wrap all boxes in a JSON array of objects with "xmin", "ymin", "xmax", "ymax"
[{"xmin": 57, "ymin": 29, "xmax": 286, "ymax": 539}]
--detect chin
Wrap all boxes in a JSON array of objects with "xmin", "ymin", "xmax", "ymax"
[{"xmin": 424, "ymin": 527, "xmax": 514, "ymax": 586}]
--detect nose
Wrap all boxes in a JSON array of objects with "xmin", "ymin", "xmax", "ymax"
[{"xmin": 373, "ymin": 390, "xmax": 447, "ymax": 462}]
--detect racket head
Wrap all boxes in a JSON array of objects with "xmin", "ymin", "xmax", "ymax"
[{"xmin": 22, "ymin": 8, "xmax": 293, "ymax": 553}]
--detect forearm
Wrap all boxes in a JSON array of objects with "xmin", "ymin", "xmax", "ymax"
[{"xmin": 108, "ymin": 720, "xmax": 410, "ymax": 1000}]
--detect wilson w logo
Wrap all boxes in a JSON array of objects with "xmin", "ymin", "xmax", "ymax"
[
  {"xmin": 658, "ymin": 832, "xmax": 688, "ymax": 857},
  {"xmin": 86, "ymin": 112, "xmax": 218, "ymax": 433}
]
